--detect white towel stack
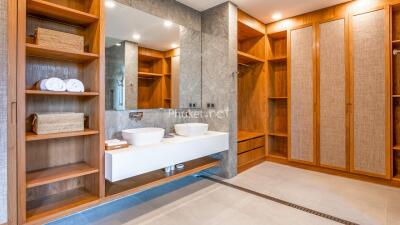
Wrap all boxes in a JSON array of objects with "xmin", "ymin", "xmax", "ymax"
[{"xmin": 36, "ymin": 78, "xmax": 85, "ymax": 92}]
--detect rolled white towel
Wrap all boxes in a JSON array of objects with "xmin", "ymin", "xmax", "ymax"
[
  {"xmin": 35, "ymin": 78, "xmax": 66, "ymax": 92},
  {"xmin": 64, "ymin": 79, "xmax": 85, "ymax": 92}
]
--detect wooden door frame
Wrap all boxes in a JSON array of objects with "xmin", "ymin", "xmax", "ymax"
[
  {"xmin": 315, "ymin": 16, "xmax": 350, "ymax": 172},
  {"xmin": 7, "ymin": 0, "xmax": 18, "ymax": 224},
  {"xmin": 348, "ymin": 5, "xmax": 391, "ymax": 179},
  {"xmin": 287, "ymin": 23, "xmax": 318, "ymax": 165}
]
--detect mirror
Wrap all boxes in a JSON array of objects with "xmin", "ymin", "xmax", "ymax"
[{"xmin": 105, "ymin": 2, "xmax": 202, "ymax": 110}]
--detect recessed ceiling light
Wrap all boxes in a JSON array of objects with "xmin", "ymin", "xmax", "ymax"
[
  {"xmin": 164, "ymin": 20, "xmax": 173, "ymax": 27},
  {"xmin": 132, "ymin": 34, "xmax": 141, "ymax": 41},
  {"xmin": 105, "ymin": 0, "xmax": 116, "ymax": 9},
  {"xmin": 272, "ymin": 13, "xmax": 282, "ymax": 21},
  {"xmin": 115, "ymin": 43, "xmax": 121, "ymax": 47},
  {"xmin": 171, "ymin": 43, "xmax": 178, "ymax": 48}
]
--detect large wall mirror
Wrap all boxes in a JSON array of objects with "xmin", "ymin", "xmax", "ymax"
[{"xmin": 105, "ymin": 2, "xmax": 202, "ymax": 110}]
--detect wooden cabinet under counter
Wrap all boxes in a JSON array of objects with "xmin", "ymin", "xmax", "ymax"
[{"xmin": 237, "ymin": 131, "xmax": 266, "ymax": 173}]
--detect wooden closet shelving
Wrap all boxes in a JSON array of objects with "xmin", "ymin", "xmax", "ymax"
[
  {"xmin": 17, "ymin": 0, "xmax": 104, "ymax": 223},
  {"xmin": 237, "ymin": 10, "xmax": 267, "ymax": 173},
  {"xmin": 267, "ymin": 30, "xmax": 289, "ymax": 159}
]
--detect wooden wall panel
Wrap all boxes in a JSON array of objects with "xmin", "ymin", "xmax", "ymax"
[
  {"xmin": 319, "ymin": 19, "xmax": 347, "ymax": 169},
  {"xmin": 290, "ymin": 26, "xmax": 315, "ymax": 163},
  {"xmin": 352, "ymin": 9, "xmax": 387, "ymax": 176}
]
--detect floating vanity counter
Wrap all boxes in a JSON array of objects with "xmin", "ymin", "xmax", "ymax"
[{"xmin": 105, "ymin": 131, "xmax": 229, "ymax": 182}]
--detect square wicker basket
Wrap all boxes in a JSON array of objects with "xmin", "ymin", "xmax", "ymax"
[
  {"xmin": 32, "ymin": 112, "xmax": 84, "ymax": 135},
  {"xmin": 34, "ymin": 27, "xmax": 84, "ymax": 52}
]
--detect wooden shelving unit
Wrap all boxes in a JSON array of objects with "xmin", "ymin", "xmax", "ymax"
[
  {"xmin": 138, "ymin": 71, "xmax": 164, "ymax": 78},
  {"xmin": 392, "ymin": 4, "xmax": 400, "ymax": 181},
  {"xmin": 237, "ymin": 10, "xmax": 267, "ymax": 173},
  {"xmin": 267, "ymin": 30, "xmax": 288, "ymax": 159},
  {"xmin": 17, "ymin": 0, "xmax": 104, "ymax": 223}
]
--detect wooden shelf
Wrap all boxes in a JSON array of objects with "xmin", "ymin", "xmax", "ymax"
[
  {"xmin": 394, "ymin": 175, "xmax": 400, "ymax": 182},
  {"xmin": 268, "ymin": 56, "xmax": 287, "ymax": 63},
  {"xmin": 268, "ymin": 132, "xmax": 288, "ymax": 137},
  {"xmin": 26, "ymin": 129, "xmax": 99, "ymax": 142},
  {"xmin": 105, "ymin": 157, "xmax": 219, "ymax": 198},
  {"xmin": 238, "ymin": 130, "xmax": 265, "ymax": 142},
  {"xmin": 238, "ymin": 20, "xmax": 264, "ymax": 41},
  {"xmin": 26, "ymin": 90, "xmax": 99, "ymax": 97},
  {"xmin": 394, "ymin": 145, "xmax": 400, "ymax": 150},
  {"xmin": 393, "ymin": 95, "xmax": 400, "ymax": 98},
  {"xmin": 27, "ymin": 188, "xmax": 98, "ymax": 222},
  {"xmin": 268, "ymin": 96, "xmax": 288, "ymax": 100},
  {"xmin": 238, "ymin": 51, "xmax": 265, "ymax": 64},
  {"xmin": 268, "ymin": 153, "xmax": 288, "ymax": 160},
  {"xmin": 393, "ymin": 40, "xmax": 400, "ymax": 46},
  {"xmin": 164, "ymin": 98, "xmax": 171, "ymax": 101},
  {"xmin": 268, "ymin": 30, "xmax": 287, "ymax": 39},
  {"xmin": 26, "ymin": 43, "xmax": 99, "ymax": 63},
  {"xmin": 138, "ymin": 72, "xmax": 163, "ymax": 78},
  {"xmin": 27, "ymin": 163, "xmax": 99, "ymax": 188},
  {"xmin": 27, "ymin": 0, "xmax": 98, "ymax": 26}
]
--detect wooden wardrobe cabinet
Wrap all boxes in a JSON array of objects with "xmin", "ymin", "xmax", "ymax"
[{"xmin": 285, "ymin": 7, "xmax": 390, "ymax": 179}]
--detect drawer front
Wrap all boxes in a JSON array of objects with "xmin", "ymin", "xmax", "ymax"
[
  {"xmin": 238, "ymin": 136, "xmax": 265, "ymax": 154},
  {"xmin": 238, "ymin": 147, "xmax": 265, "ymax": 167}
]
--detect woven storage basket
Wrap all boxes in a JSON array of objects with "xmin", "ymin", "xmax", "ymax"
[
  {"xmin": 32, "ymin": 112, "xmax": 84, "ymax": 135},
  {"xmin": 34, "ymin": 27, "xmax": 84, "ymax": 52}
]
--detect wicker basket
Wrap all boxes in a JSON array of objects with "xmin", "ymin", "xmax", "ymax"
[
  {"xmin": 32, "ymin": 112, "xmax": 84, "ymax": 135},
  {"xmin": 34, "ymin": 27, "xmax": 84, "ymax": 52}
]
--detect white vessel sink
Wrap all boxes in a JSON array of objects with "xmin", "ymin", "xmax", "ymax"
[
  {"xmin": 175, "ymin": 123, "xmax": 209, "ymax": 137},
  {"xmin": 122, "ymin": 128, "xmax": 165, "ymax": 146}
]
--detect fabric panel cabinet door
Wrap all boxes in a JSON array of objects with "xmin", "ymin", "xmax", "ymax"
[
  {"xmin": 319, "ymin": 19, "xmax": 347, "ymax": 170},
  {"xmin": 351, "ymin": 9, "xmax": 388, "ymax": 177},
  {"xmin": 289, "ymin": 26, "xmax": 315, "ymax": 164}
]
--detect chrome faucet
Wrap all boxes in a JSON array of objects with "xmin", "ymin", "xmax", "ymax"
[{"xmin": 129, "ymin": 112, "xmax": 143, "ymax": 122}]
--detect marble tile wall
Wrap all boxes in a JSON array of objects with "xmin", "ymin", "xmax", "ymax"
[
  {"xmin": 201, "ymin": 2, "xmax": 238, "ymax": 178},
  {"xmin": 0, "ymin": 0, "xmax": 6, "ymax": 222}
]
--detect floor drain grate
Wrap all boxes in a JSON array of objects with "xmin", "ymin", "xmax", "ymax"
[{"xmin": 200, "ymin": 175, "xmax": 359, "ymax": 225}]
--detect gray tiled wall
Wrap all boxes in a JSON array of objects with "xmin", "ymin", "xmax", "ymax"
[
  {"xmin": 201, "ymin": 2, "xmax": 238, "ymax": 178},
  {"xmin": 0, "ymin": 0, "xmax": 7, "ymax": 222}
]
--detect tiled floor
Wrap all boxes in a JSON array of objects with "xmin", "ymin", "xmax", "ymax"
[{"xmin": 48, "ymin": 162, "xmax": 400, "ymax": 225}]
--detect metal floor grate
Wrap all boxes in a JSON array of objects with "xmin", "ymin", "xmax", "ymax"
[{"xmin": 200, "ymin": 175, "xmax": 359, "ymax": 225}]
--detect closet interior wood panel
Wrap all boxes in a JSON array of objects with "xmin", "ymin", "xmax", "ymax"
[
  {"xmin": 351, "ymin": 9, "xmax": 388, "ymax": 177},
  {"xmin": 289, "ymin": 26, "xmax": 315, "ymax": 164},
  {"xmin": 318, "ymin": 19, "xmax": 347, "ymax": 170}
]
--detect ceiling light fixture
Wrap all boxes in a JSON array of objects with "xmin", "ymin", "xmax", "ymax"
[
  {"xmin": 272, "ymin": 13, "xmax": 282, "ymax": 21},
  {"xmin": 164, "ymin": 20, "xmax": 173, "ymax": 27},
  {"xmin": 115, "ymin": 43, "xmax": 121, "ymax": 47},
  {"xmin": 105, "ymin": 0, "xmax": 116, "ymax": 9},
  {"xmin": 171, "ymin": 43, "xmax": 178, "ymax": 48},
  {"xmin": 132, "ymin": 34, "xmax": 141, "ymax": 41}
]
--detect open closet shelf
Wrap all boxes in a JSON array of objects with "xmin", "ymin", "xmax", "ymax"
[
  {"xmin": 105, "ymin": 157, "xmax": 219, "ymax": 198},
  {"xmin": 267, "ymin": 56, "xmax": 287, "ymax": 63},
  {"xmin": 138, "ymin": 71, "xmax": 164, "ymax": 78},
  {"xmin": 25, "ymin": 90, "xmax": 99, "ymax": 97},
  {"xmin": 268, "ymin": 97, "xmax": 288, "ymax": 100},
  {"xmin": 27, "ymin": 0, "xmax": 99, "ymax": 26},
  {"xmin": 27, "ymin": 188, "xmax": 99, "ymax": 222},
  {"xmin": 393, "ymin": 40, "xmax": 400, "ymax": 46},
  {"xmin": 238, "ymin": 131, "xmax": 265, "ymax": 142},
  {"xmin": 238, "ymin": 51, "xmax": 265, "ymax": 64},
  {"xmin": 26, "ymin": 129, "xmax": 99, "ymax": 141},
  {"xmin": 26, "ymin": 43, "xmax": 99, "ymax": 63},
  {"xmin": 238, "ymin": 20, "xmax": 264, "ymax": 41},
  {"xmin": 268, "ymin": 132, "xmax": 288, "ymax": 137},
  {"xmin": 26, "ymin": 163, "xmax": 99, "ymax": 188},
  {"xmin": 394, "ymin": 145, "xmax": 400, "ymax": 150}
]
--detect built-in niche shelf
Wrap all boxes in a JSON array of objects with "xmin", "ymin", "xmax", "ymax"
[
  {"xmin": 27, "ymin": 0, "xmax": 99, "ymax": 26},
  {"xmin": 26, "ymin": 129, "xmax": 99, "ymax": 142},
  {"xmin": 268, "ymin": 132, "xmax": 288, "ymax": 137},
  {"xmin": 138, "ymin": 71, "xmax": 164, "ymax": 78},
  {"xmin": 267, "ymin": 56, "xmax": 287, "ymax": 63},
  {"xmin": 26, "ymin": 43, "xmax": 99, "ymax": 62}
]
